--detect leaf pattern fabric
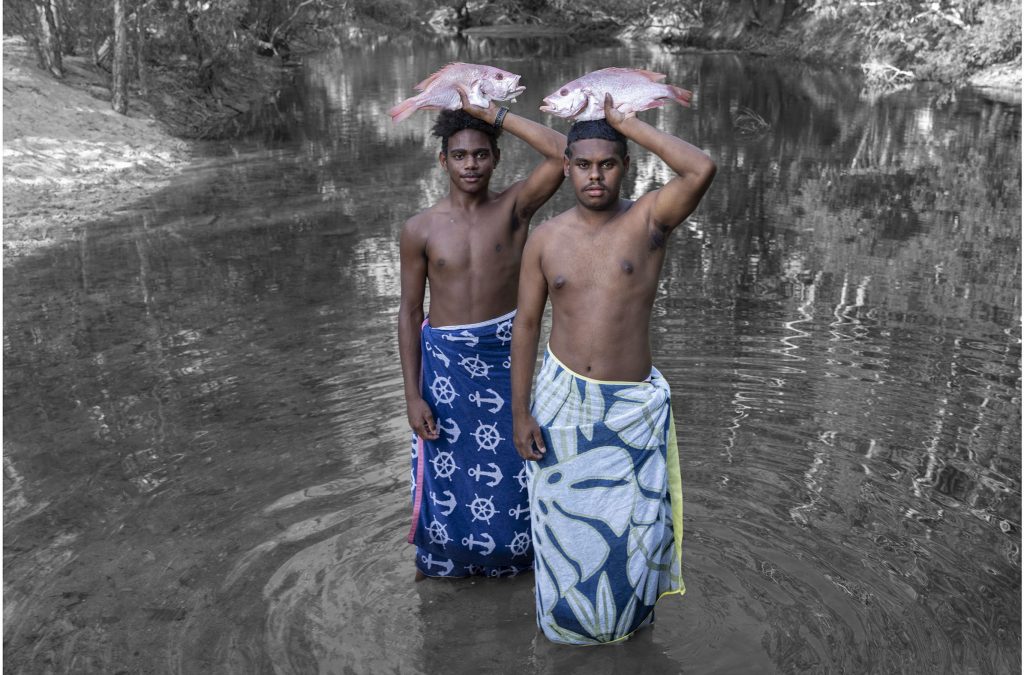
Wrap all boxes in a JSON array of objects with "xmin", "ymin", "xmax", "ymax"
[{"xmin": 527, "ymin": 348, "xmax": 685, "ymax": 645}]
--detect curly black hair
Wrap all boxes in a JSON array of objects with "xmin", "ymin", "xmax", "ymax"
[
  {"xmin": 432, "ymin": 110, "xmax": 502, "ymax": 155},
  {"xmin": 565, "ymin": 119, "xmax": 628, "ymax": 159}
]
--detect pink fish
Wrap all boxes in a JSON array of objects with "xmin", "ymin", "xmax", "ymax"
[
  {"xmin": 388, "ymin": 62, "xmax": 526, "ymax": 124},
  {"xmin": 540, "ymin": 67, "xmax": 692, "ymax": 121}
]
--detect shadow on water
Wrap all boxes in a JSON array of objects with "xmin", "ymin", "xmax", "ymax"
[{"xmin": 3, "ymin": 35, "xmax": 1020, "ymax": 674}]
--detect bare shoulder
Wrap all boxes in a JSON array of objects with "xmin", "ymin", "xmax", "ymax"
[
  {"xmin": 403, "ymin": 201, "xmax": 446, "ymax": 239},
  {"xmin": 530, "ymin": 210, "xmax": 572, "ymax": 243},
  {"xmin": 543, "ymin": 206, "xmax": 578, "ymax": 230}
]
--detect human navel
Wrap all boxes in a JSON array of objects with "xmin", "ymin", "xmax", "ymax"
[
  {"xmin": 621, "ymin": 260, "xmax": 634, "ymax": 274},
  {"xmin": 553, "ymin": 275, "xmax": 566, "ymax": 289},
  {"xmin": 437, "ymin": 258, "xmax": 446, "ymax": 268},
  {"xmin": 495, "ymin": 243, "xmax": 503, "ymax": 252}
]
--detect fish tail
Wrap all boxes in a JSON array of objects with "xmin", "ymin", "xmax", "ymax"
[
  {"xmin": 668, "ymin": 85, "xmax": 693, "ymax": 107},
  {"xmin": 388, "ymin": 95, "xmax": 421, "ymax": 123}
]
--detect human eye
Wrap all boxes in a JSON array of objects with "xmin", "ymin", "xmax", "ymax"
[{"xmin": 451, "ymin": 151, "xmax": 465, "ymax": 160}]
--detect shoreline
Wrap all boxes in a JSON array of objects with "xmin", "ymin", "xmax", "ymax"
[{"xmin": 2, "ymin": 36, "xmax": 193, "ymax": 262}]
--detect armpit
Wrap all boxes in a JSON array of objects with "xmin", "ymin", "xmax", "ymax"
[{"xmin": 648, "ymin": 222, "xmax": 670, "ymax": 250}]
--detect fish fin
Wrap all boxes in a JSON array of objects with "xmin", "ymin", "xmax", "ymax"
[
  {"xmin": 668, "ymin": 84, "xmax": 693, "ymax": 107},
  {"xmin": 414, "ymin": 62, "xmax": 468, "ymax": 92},
  {"xmin": 388, "ymin": 95, "xmax": 421, "ymax": 123},
  {"xmin": 600, "ymin": 66, "xmax": 666, "ymax": 82}
]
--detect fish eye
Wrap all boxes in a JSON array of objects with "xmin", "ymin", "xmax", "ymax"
[
  {"xmin": 560, "ymin": 88, "xmax": 568, "ymax": 96},
  {"xmin": 496, "ymin": 73, "xmax": 503, "ymax": 80}
]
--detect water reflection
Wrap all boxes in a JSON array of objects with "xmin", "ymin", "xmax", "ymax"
[{"xmin": 3, "ymin": 36, "xmax": 1020, "ymax": 674}]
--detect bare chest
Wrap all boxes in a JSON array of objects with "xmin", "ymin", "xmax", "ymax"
[
  {"xmin": 426, "ymin": 218, "xmax": 523, "ymax": 275},
  {"xmin": 544, "ymin": 230, "xmax": 664, "ymax": 293}
]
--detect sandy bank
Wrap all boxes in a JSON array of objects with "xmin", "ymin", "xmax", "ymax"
[{"xmin": 3, "ymin": 36, "xmax": 192, "ymax": 261}]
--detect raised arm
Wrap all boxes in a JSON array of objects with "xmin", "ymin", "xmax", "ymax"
[
  {"xmin": 457, "ymin": 86, "xmax": 566, "ymax": 224},
  {"xmin": 604, "ymin": 93, "xmax": 716, "ymax": 235},
  {"xmin": 398, "ymin": 218, "xmax": 439, "ymax": 441},
  {"xmin": 510, "ymin": 230, "xmax": 549, "ymax": 461}
]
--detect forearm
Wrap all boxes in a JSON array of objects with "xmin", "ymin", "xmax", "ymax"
[
  {"xmin": 398, "ymin": 305, "xmax": 425, "ymax": 401},
  {"xmin": 500, "ymin": 111, "xmax": 566, "ymax": 161},
  {"xmin": 510, "ymin": 315, "xmax": 541, "ymax": 416},
  {"xmin": 617, "ymin": 116, "xmax": 713, "ymax": 179}
]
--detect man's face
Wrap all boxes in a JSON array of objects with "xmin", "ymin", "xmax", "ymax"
[
  {"xmin": 439, "ymin": 129, "xmax": 498, "ymax": 194},
  {"xmin": 564, "ymin": 138, "xmax": 628, "ymax": 211}
]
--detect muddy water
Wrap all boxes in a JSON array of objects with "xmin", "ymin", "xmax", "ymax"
[{"xmin": 4, "ymin": 36, "xmax": 1020, "ymax": 674}]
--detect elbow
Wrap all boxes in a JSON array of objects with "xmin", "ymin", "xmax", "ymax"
[
  {"xmin": 699, "ymin": 156, "xmax": 717, "ymax": 184},
  {"xmin": 512, "ymin": 313, "xmax": 540, "ymax": 337},
  {"xmin": 398, "ymin": 302, "xmax": 423, "ymax": 325}
]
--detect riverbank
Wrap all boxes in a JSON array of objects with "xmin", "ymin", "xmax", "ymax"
[{"xmin": 3, "ymin": 36, "xmax": 192, "ymax": 262}]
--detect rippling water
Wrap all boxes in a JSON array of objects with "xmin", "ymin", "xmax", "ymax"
[{"xmin": 4, "ymin": 35, "xmax": 1020, "ymax": 674}]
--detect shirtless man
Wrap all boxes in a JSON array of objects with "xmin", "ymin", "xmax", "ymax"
[
  {"xmin": 399, "ymin": 92, "xmax": 566, "ymax": 580},
  {"xmin": 509, "ymin": 94, "xmax": 715, "ymax": 643}
]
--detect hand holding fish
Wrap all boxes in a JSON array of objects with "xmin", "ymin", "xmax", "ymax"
[
  {"xmin": 602, "ymin": 93, "xmax": 636, "ymax": 128},
  {"xmin": 388, "ymin": 62, "xmax": 525, "ymax": 124},
  {"xmin": 454, "ymin": 82, "xmax": 501, "ymax": 125}
]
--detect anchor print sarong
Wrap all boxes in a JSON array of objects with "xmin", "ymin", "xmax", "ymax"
[
  {"xmin": 408, "ymin": 310, "xmax": 533, "ymax": 578},
  {"xmin": 527, "ymin": 347, "xmax": 684, "ymax": 645}
]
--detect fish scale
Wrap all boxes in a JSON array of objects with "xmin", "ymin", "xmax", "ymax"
[
  {"xmin": 541, "ymin": 67, "xmax": 692, "ymax": 122},
  {"xmin": 388, "ymin": 62, "xmax": 526, "ymax": 124}
]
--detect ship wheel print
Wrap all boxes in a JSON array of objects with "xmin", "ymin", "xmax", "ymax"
[
  {"xmin": 495, "ymin": 319, "xmax": 512, "ymax": 345},
  {"xmin": 472, "ymin": 421, "xmax": 503, "ymax": 453},
  {"xmin": 459, "ymin": 354, "xmax": 491, "ymax": 379},
  {"xmin": 427, "ymin": 518, "xmax": 451, "ymax": 547},
  {"xmin": 430, "ymin": 450, "xmax": 459, "ymax": 479},
  {"xmin": 514, "ymin": 465, "xmax": 529, "ymax": 491},
  {"xmin": 467, "ymin": 494, "xmax": 497, "ymax": 523},
  {"xmin": 507, "ymin": 531, "xmax": 531, "ymax": 557},
  {"xmin": 430, "ymin": 372, "xmax": 459, "ymax": 407}
]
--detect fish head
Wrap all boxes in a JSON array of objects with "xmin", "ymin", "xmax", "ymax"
[
  {"xmin": 480, "ymin": 66, "xmax": 526, "ymax": 101},
  {"xmin": 539, "ymin": 85, "xmax": 588, "ymax": 119}
]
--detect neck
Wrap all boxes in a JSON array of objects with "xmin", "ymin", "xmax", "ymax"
[
  {"xmin": 448, "ymin": 186, "xmax": 490, "ymax": 211},
  {"xmin": 574, "ymin": 199, "xmax": 625, "ymax": 227}
]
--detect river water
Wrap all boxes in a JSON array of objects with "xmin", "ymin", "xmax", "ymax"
[{"xmin": 4, "ymin": 35, "xmax": 1021, "ymax": 674}]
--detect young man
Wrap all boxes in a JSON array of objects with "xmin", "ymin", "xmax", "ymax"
[
  {"xmin": 399, "ymin": 91, "xmax": 566, "ymax": 580},
  {"xmin": 510, "ymin": 94, "xmax": 716, "ymax": 644}
]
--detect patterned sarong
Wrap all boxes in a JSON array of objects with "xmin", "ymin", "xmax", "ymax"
[
  {"xmin": 408, "ymin": 310, "xmax": 533, "ymax": 578},
  {"xmin": 526, "ymin": 347, "xmax": 684, "ymax": 644}
]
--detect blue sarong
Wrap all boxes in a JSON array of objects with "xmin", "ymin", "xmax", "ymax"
[
  {"xmin": 527, "ymin": 347, "xmax": 684, "ymax": 644},
  {"xmin": 408, "ymin": 310, "xmax": 532, "ymax": 577}
]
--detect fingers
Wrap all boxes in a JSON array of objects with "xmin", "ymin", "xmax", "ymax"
[
  {"xmin": 421, "ymin": 410, "xmax": 439, "ymax": 440},
  {"xmin": 513, "ymin": 418, "xmax": 545, "ymax": 461},
  {"xmin": 409, "ymin": 402, "xmax": 440, "ymax": 441},
  {"xmin": 455, "ymin": 82, "xmax": 470, "ymax": 108},
  {"xmin": 529, "ymin": 427, "xmax": 546, "ymax": 458}
]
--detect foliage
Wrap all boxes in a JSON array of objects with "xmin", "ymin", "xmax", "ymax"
[{"xmin": 803, "ymin": 0, "xmax": 1021, "ymax": 80}]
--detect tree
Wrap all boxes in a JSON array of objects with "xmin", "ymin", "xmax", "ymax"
[{"xmin": 112, "ymin": 0, "xmax": 128, "ymax": 113}]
